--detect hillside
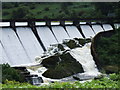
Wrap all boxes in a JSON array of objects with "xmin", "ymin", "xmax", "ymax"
[{"xmin": 2, "ymin": 2, "xmax": 120, "ymax": 19}]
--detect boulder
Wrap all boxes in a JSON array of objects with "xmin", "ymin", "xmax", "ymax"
[{"xmin": 42, "ymin": 52, "xmax": 84, "ymax": 79}]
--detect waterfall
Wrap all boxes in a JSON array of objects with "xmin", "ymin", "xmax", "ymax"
[
  {"xmin": 92, "ymin": 25, "xmax": 104, "ymax": 34},
  {"xmin": 70, "ymin": 43, "xmax": 100, "ymax": 76},
  {"xmin": 0, "ymin": 42, "xmax": 11, "ymax": 64},
  {"xmin": 65, "ymin": 26, "xmax": 83, "ymax": 39},
  {"xmin": 0, "ymin": 28, "xmax": 31, "ymax": 66},
  {"xmin": 16, "ymin": 27, "xmax": 44, "ymax": 63},
  {"xmin": 102, "ymin": 24, "xmax": 113, "ymax": 31},
  {"xmin": 51, "ymin": 26, "xmax": 70, "ymax": 43},
  {"xmin": 36, "ymin": 27, "xmax": 58, "ymax": 49},
  {"xmin": 80, "ymin": 25, "xmax": 95, "ymax": 38}
]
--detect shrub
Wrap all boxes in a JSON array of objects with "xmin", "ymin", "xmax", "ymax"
[
  {"xmin": 2, "ymin": 63, "xmax": 25, "ymax": 83},
  {"xmin": 2, "ymin": 3, "xmax": 14, "ymax": 9},
  {"xmin": 37, "ymin": 11, "xmax": 42, "ymax": 14},
  {"xmin": 2, "ymin": 73, "xmax": 119, "ymax": 88},
  {"xmin": 11, "ymin": 6, "xmax": 29, "ymax": 19},
  {"xmin": 44, "ymin": 7, "xmax": 50, "ymax": 11},
  {"xmin": 2, "ymin": 11, "xmax": 10, "ymax": 16},
  {"xmin": 95, "ymin": 28, "xmax": 120, "ymax": 73},
  {"xmin": 29, "ymin": 4, "xmax": 36, "ymax": 9}
]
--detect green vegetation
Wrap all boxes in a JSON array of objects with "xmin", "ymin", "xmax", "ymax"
[
  {"xmin": 1, "ymin": 73, "xmax": 119, "ymax": 88},
  {"xmin": 96, "ymin": 28, "xmax": 120, "ymax": 73},
  {"xmin": 2, "ymin": 2, "xmax": 120, "ymax": 19},
  {"xmin": 1, "ymin": 63, "xmax": 25, "ymax": 83}
]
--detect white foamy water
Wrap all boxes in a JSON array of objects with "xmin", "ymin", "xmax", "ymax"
[
  {"xmin": 65, "ymin": 26, "xmax": 83, "ymax": 39},
  {"xmin": 92, "ymin": 25, "xmax": 104, "ymax": 34},
  {"xmin": 102, "ymin": 24, "xmax": 113, "ymax": 31},
  {"xmin": 70, "ymin": 43, "xmax": 100, "ymax": 76},
  {"xmin": 80, "ymin": 25, "xmax": 95, "ymax": 38},
  {"xmin": 36, "ymin": 27, "xmax": 58, "ymax": 49},
  {"xmin": 27, "ymin": 66, "xmax": 60, "ymax": 83},
  {"xmin": 51, "ymin": 26, "xmax": 70, "ymax": 43}
]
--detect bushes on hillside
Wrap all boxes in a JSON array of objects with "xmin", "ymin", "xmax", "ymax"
[
  {"xmin": 12, "ymin": 6, "xmax": 29, "ymax": 19},
  {"xmin": 96, "ymin": 28, "xmax": 120, "ymax": 73}
]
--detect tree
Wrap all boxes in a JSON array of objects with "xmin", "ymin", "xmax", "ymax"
[
  {"xmin": 12, "ymin": 6, "xmax": 29, "ymax": 19},
  {"xmin": 93, "ymin": 2, "xmax": 117, "ymax": 16},
  {"xmin": 2, "ymin": 63, "xmax": 25, "ymax": 83}
]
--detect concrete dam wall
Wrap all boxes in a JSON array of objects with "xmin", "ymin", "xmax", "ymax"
[{"xmin": 0, "ymin": 20, "xmax": 119, "ymax": 66}]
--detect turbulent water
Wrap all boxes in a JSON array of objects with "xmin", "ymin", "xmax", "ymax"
[
  {"xmin": 0, "ymin": 23, "xmax": 114, "ymax": 84},
  {"xmin": 0, "ymin": 24, "xmax": 114, "ymax": 66},
  {"xmin": 70, "ymin": 43, "xmax": 100, "ymax": 76},
  {"xmin": 27, "ymin": 41, "xmax": 101, "ymax": 84}
]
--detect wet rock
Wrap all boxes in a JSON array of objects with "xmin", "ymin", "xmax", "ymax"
[
  {"xmin": 42, "ymin": 52, "xmax": 84, "ymax": 79},
  {"xmin": 63, "ymin": 39, "xmax": 80, "ymax": 49},
  {"xmin": 41, "ymin": 55, "xmax": 60, "ymax": 68},
  {"xmin": 73, "ymin": 73, "xmax": 95, "ymax": 81},
  {"xmin": 74, "ymin": 38, "xmax": 91, "ymax": 46},
  {"xmin": 104, "ymin": 65, "xmax": 119, "ymax": 74}
]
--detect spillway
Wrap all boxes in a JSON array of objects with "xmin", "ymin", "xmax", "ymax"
[
  {"xmin": 16, "ymin": 27, "xmax": 44, "ymax": 63},
  {"xmin": 36, "ymin": 27, "xmax": 58, "ymax": 49},
  {"xmin": 102, "ymin": 24, "xmax": 113, "ymax": 31},
  {"xmin": 0, "ymin": 20, "xmax": 116, "ymax": 67},
  {"xmin": 65, "ymin": 26, "xmax": 83, "ymax": 39},
  {"xmin": 0, "ymin": 42, "xmax": 10, "ymax": 64},
  {"xmin": 91, "ymin": 25, "xmax": 104, "ymax": 34},
  {"xmin": 80, "ymin": 25, "xmax": 95, "ymax": 38},
  {"xmin": 0, "ymin": 28, "xmax": 31, "ymax": 66},
  {"xmin": 51, "ymin": 26, "xmax": 70, "ymax": 43}
]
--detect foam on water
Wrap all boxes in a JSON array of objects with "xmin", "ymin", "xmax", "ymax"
[{"xmin": 70, "ymin": 43, "xmax": 101, "ymax": 76}]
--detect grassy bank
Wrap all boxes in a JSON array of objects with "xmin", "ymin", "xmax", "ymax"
[{"xmin": 2, "ymin": 73, "xmax": 119, "ymax": 88}]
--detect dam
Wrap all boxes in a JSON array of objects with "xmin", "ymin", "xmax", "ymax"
[{"xmin": 0, "ymin": 19, "xmax": 119, "ymax": 66}]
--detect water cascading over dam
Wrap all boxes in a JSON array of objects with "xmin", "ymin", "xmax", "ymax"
[
  {"xmin": 0, "ymin": 20, "xmax": 116, "ymax": 67},
  {"xmin": 51, "ymin": 26, "xmax": 70, "ymax": 43},
  {"xmin": 65, "ymin": 26, "xmax": 83, "ymax": 39},
  {"xmin": 36, "ymin": 27, "xmax": 58, "ymax": 49},
  {"xmin": 16, "ymin": 27, "xmax": 44, "ymax": 63},
  {"xmin": 80, "ymin": 25, "xmax": 95, "ymax": 38}
]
